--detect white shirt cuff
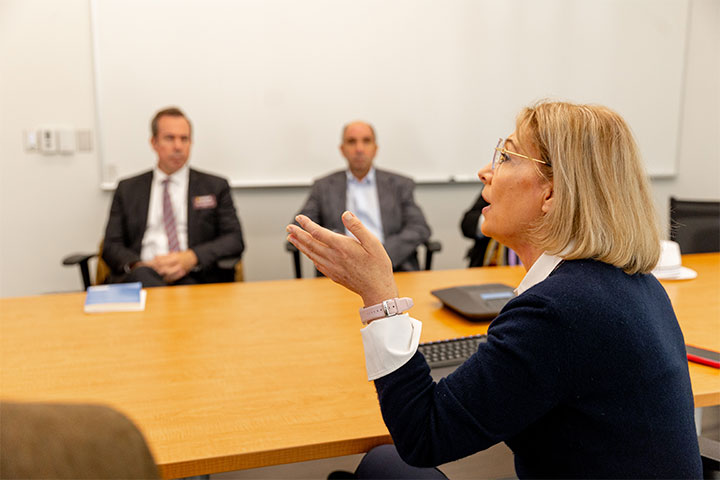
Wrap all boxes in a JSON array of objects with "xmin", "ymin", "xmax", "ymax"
[{"xmin": 360, "ymin": 313, "xmax": 422, "ymax": 381}]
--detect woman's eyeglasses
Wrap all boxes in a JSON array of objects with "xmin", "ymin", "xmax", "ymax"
[{"xmin": 492, "ymin": 138, "xmax": 550, "ymax": 170}]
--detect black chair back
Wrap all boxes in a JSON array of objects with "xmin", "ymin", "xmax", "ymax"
[{"xmin": 670, "ymin": 197, "xmax": 720, "ymax": 254}]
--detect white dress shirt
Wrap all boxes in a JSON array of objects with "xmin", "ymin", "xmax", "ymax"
[
  {"xmin": 140, "ymin": 165, "xmax": 189, "ymax": 262},
  {"xmin": 476, "ymin": 214, "xmax": 486, "ymax": 237},
  {"xmin": 361, "ymin": 252, "xmax": 564, "ymax": 381},
  {"xmin": 345, "ymin": 168, "xmax": 385, "ymax": 244}
]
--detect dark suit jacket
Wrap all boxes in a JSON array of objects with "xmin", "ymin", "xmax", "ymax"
[
  {"xmin": 102, "ymin": 168, "xmax": 244, "ymax": 283},
  {"xmin": 297, "ymin": 169, "xmax": 431, "ymax": 271},
  {"xmin": 461, "ymin": 190, "xmax": 491, "ymax": 267}
]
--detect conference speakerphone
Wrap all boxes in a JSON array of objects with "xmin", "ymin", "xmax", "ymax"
[{"xmin": 431, "ymin": 283, "xmax": 516, "ymax": 320}]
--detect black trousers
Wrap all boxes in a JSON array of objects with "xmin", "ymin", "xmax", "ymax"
[
  {"xmin": 115, "ymin": 266, "xmax": 199, "ymax": 288},
  {"xmin": 355, "ymin": 445, "xmax": 448, "ymax": 479}
]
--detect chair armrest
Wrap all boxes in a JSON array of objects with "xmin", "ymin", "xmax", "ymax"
[
  {"xmin": 700, "ymin": 435, "xmax": 720, "ymax": 463},
  {"xmin": 216, "ymin": 256, "xmax": 241, "ymax": 270},
  {"xmin": 62, "ymin": 253, "xmax": 97, "ymax": 266},
  {"xmin": 216, "ymin": 256, "xmax": 244, "ymax": 282},
  {"xmin": 423, "ymin": 240, "xmax": 442, "ymax": 271},
  {"xmin": 285, "ymin": 242, "xmax": 302, "ymax": 279},
  {"xmin": 425, "ymin": 240, "xmax": 442, "ymax": 253},
  {"xmin": 62, "ymin": 253, "xmax": 97, "ymax": 290}
]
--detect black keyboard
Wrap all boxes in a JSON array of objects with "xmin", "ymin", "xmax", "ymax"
[{"xmin": 418, "ymin": 334, "xmax": 487, "ymax": 368}]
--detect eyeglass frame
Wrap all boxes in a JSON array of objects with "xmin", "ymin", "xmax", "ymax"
[{"xmin": 492, "ymin": 137, "xmax": 550, "ymax": 170}]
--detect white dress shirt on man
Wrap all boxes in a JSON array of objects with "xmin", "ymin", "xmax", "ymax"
[
  {"xmin": 345, "ymin": 168, "xmax": 385, "ymax": 244},
  {"xmin": 140, "ymin": 164, "xmax": 189, "ymax": 261}
]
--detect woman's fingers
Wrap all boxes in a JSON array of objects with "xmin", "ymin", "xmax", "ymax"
[
  {"xmin": 294, "ymin": 215, "xmax": 350, "ymax": 248},
  {"xmin": 287, "ymin": 220, "xmax": 348, "ymax": 273},
  {"xmin": 287, "ymin": 214, "xmax": 397, "ymax": 305},
  {"xmin": 340, "ymin": 211, "xmax": 384, "ymax": 255},
  {"xmin": 286, "ymin": 227, "xmax": 351, "ymax": 284},
  {"xmin": 287, "ymin": 224, "xmax": 329, "ymax": 258}
]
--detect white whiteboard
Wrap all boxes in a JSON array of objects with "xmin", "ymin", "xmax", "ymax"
[{"xmin": 91, "ymin": 0, "xmax": 689, "ymax": 187}]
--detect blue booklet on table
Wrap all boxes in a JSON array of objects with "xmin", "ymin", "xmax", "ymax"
[{"xmin": 84, "ymin": 282, "xmax": 146, "ymax": 313}]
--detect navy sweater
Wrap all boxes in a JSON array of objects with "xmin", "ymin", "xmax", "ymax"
[{"xmin": 374, "ymin": 260, "xmax": 701, "ymax": 478}]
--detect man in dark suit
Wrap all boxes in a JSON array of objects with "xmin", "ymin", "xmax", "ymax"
[
  {"xmin": 102, "ymin": 107, "xmax": 244, "ymax": 287},
  {"xmin": 296, "ymin": 121, "xmax": 430, "ymax": 271}
]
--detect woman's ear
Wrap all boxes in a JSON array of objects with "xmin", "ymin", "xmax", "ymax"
[{"xmin": 541, "ymin": 181, "xmax": 554, "ymax": 213}]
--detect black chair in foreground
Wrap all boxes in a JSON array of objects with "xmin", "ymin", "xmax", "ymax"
[
  {"xmin": 286, "ymin": 240, "xmax": 442, "ymax": 279},
  {"xmin": 0, "ymin": 401, "xmax": 159, "ymax": 480},
  {"xmin": 670, "ymin": 197, "xmax": 720, "ymax": 254}
]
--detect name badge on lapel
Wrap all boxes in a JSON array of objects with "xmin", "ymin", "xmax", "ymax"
[{"xmin": 193, "ymin": 195, "xmax": 217, "ymax": 210}]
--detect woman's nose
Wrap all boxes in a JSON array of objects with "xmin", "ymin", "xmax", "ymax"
[{"xmin": 478, "ymin": 163, "xmax": 492, "ymax": 185}]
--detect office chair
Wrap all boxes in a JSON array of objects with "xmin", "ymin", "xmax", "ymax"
[
  {"xmin": 63, "ymin": 240, "xmax": 243, "ymax": 290},
  {"xmin": 669, "ymin": 197, "xmax": 720, "ymax": 254},
  {"xmin": 700, "ymin": 435, "xmax": 720, "ymax": 478},
  {"xmin": 0, "ymin": 401, "xmax": 159, "ymax": 479},
  {"xmin": 286, "ymin": 240, "xmax": 442, "ymax": 279}
]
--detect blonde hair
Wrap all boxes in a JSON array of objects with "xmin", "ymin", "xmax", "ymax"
[{"xmin": 517, "ymin": 101, "xmax": 660, "ymax": 274}]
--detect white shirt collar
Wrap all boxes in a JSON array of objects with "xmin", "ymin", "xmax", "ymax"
[
  {"xmin": 154, "ymin": 164, "xmax": 189, "ymax": 185},
  {"xmin": 515, "ymin": 252, "xmax": 564, "ymax": 295},
  {"xmin": 346, "ymin": 167, "xmax": 376, "ymax": 185}
]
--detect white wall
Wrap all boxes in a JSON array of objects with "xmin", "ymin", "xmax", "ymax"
[
  {"xmin": 93, "ymin": 0, "xmax": 689, "ymax": 185},
  {"xmin": 1, "ymin": 0, "xmax": 718, "ymax": 298}
]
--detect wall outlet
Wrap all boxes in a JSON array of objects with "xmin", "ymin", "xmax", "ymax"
[{"xmin": 38, "ymin": 128, "xmax": 57, "ymax": 154}]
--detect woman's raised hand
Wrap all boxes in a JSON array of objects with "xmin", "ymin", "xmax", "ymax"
[{"xmin": 286, "ymin": 211, "xmax": 398, "ymax": 307}]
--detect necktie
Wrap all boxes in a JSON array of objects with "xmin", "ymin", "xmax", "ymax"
[{"xmin": 162, "ymin": 179, "xmax": 180, "ymax": 252}]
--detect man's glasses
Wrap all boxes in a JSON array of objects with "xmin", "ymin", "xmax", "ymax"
[{"xmin": 492, "ymin": 138, "xmax": 550, "ymax": 170}]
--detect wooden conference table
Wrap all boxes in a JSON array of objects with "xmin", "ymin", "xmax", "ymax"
[{"xmin": 1, "ymin": 253, "xmax": 718, "ymax": 478}]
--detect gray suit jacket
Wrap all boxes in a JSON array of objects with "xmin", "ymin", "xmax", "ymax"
[{"xmin": 297, "ymin": 169, "xmax": 431, "ymax": 270}]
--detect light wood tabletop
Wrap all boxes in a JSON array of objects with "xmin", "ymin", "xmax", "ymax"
[{"xmin": 1, "ymin": 253, "xmax": 718, "ymax": 478}]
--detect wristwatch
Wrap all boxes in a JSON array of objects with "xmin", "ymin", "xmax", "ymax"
[{"xmin": 359, "ymin": 297, "xmax": 414, "ymax": 325}]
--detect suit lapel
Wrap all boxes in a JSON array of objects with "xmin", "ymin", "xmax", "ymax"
[
  {"xmin": 187, "ymin": 169, "xmax": 198, "ymax": 247},
  {"xmin": 376, "ymin": 170, "xmax": 393, "ymax": 236},
  {"xmin": 329, "ymin": 172, "xmax": 347, "ymax": 232},
  {"xmin": 134, "ymin": 171, "xmax": 153, "ymax": 244}
]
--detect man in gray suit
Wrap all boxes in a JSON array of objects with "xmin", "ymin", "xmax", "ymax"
[{"xmin": 296, "ymin": 121, "xmax": 430, "ymax": 271}]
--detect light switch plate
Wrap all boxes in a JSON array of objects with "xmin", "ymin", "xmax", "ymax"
[
  {"xmin": 76, "ymin": 129, "xmax": 93, "ymax": 152},
  {"xmin": 24, "ymin": 130, "xmax": 39, "ymax": 151},
  {"xmin": 58, "ymin": 128, "xmax": 76, "ymax": 154}
]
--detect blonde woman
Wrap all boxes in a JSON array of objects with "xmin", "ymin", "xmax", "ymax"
[{"xmin": 287, "ymin": 101, "xmax": 701, "ymax": 478}]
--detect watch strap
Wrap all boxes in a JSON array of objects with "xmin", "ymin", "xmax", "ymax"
[{"xmin": 359, "ymin": 297, "xmax": 414, "ymax": 325}]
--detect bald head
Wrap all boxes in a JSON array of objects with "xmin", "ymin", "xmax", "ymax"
[
  {"xmin": 341, "ymin": 121, "xmax": 376, "ymax": 143},
  {"xmin": 340, "ymin": 121, "xmax": 378, "ymax": 180}
]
